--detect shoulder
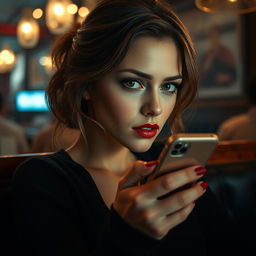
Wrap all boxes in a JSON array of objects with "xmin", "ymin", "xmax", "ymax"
[
  {"xmin": 13, "ymin": 151, "xmax": 72, "ymax": 186},
  {"xmin": 34, "ymin": 125, "xmax": 54, "ymax": 138},
  {"xmin": 0, "ymin": 118, "xmax": 23, "ymax": 134},
  {"xmin": 219, "ymin": 114, "xmax": 248, "ymax": 130}
]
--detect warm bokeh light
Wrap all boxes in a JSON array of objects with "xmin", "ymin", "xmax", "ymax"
[
  {"xmin": 33, "ymin": 8, "xmax": 43, "ymax": 19},
  {"xmin": 53, "ymin": 3, "xmax": 65, "ymax": 16},
  {"xmin": 17, "ymin": 8, "xmax": 40, "ymax": 48},
  {"xmin": 67, "ymin": 4, "xmax": 78, "ymax": 14},
  {"xmin": 0, "ymin": 50, "xmax": 15, "ymax": 65},
  {"xmin": 39, "ymin": 56, "xmax": 51, "ymax": 66},
  {"xmin": 40, "ymin": 55, "xmax": 55, "ymax": 74},
  {"xmin": 78, "ymin": 6, "xmax": 89, "ymax": 18},
  {"xmin": 45, "ymin": 0, "xmax": 74, "ymax": 35},
  {"xmin": 21, "ymin": 22, "xmax": 33, "ymax": 34},
  {"xmin": 0, "ymin": 46, "xmax": 16, "ymax": 73}
]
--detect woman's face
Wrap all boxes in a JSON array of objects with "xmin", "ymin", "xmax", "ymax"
[{"xmin": 86, "ymin": 36, "xmax": 182, "ymax": 152}]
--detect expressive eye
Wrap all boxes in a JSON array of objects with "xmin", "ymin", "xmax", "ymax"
[
  {"xmin": 160, "ymin": 82, "xmax": 180, "ymax": 94},
  {"xmin": 119, "ymin": 78, "xmax": 144, "ymax": 90}
]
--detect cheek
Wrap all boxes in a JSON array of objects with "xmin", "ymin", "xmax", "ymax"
[
  {"xmin": 162, "ymin": 95, "xmax": 177, "ymax": 119},
  {"xmin": 107, "ymin": 97, "xmax": 134, "ymax": 120},
  {"xmin": 94, "ymin": 87, "xmax": 137, "ymax": 123},
  {"xmin": 118, "ymin": 93, "xmax": 135, "ymax": 112}
]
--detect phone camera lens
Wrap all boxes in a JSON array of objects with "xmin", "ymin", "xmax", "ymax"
[
  {"xmin": 180, "ymin": 147, "xmax": 188, "ymax": 153},
  {"xmin": 171, "ymin": 150, "xmax": 178, "ymax": 155},
  {"xmin": 174, "ymin": 142, "xmax": 183, "ymax": 149}
]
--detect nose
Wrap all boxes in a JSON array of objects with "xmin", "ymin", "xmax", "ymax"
[{"xmin": 141, "ymin": 91, "xmax": 162, "ymax": 117}]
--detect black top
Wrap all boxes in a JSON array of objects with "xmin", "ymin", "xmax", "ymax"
[{"xmin": 12, "ymin": 142, "xmax": 241, "ymax": 256}]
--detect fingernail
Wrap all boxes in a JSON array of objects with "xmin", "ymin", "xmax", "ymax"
[
  {"xmin": 144, "ymin": 160, "xmax": 159, "ymax": 167},
  {"xmin": 194, "ymin": 167, "xmax": 206, "ymax": 176},
  {"xmin": 200, "ymin": 181, "xmax": 208, "ymax": 190}
]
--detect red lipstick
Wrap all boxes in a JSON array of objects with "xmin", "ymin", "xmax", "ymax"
[{"xmin": 132, "ymin": 123, "xmax": 159, "ymax": 138}]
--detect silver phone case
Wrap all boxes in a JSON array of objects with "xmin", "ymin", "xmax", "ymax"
[{"xmin": 147, "ymin": 133, "xmax": 219, "ymax": 181}]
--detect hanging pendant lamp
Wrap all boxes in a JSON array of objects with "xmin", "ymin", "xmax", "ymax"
[
  {"xmin": 17, "ymin": 8, "xmax": 40, "ymax": 49},
  {"xmin": 45, "ymin": 0, "xmax": 74, "ymax": 35},
  {"xmin": 0, "ymin": 44, "xmax": 16, "ymax": 74},
  {"xmin": 195, "ymin": 0, "xmax": 256, "ymax": 14}
]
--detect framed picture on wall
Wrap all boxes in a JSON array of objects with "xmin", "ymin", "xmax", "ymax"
[
  {"xmin": 29, "ymin": 47, "xmax": 52, "ymax": 90},
  {"xmin": 178, "ymin": 7, "xmax": 243, "ymax": 99}
]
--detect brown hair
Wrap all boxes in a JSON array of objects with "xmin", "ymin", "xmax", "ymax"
[{"xmin": 47, "ymin": 0, "xmax": 198, "ymax": 139}]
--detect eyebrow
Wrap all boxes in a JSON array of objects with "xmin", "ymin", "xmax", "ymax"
[{"xmin": 117, "ymin": 69, "xmax": 182, "ymax": 81}]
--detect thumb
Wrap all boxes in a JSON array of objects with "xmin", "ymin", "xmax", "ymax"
[{"xmin": 118, "ymin": 160, "xmax": 158, "ymax": 190}]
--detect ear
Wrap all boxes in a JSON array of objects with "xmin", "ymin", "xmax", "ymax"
[{"xmin": 83, "ymin": 90, "xmax": 91, "ymax": 100}]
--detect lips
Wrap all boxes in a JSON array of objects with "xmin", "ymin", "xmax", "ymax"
[{"xmin": 132, "ymin": 123, "xmax": 159, "ymax": 138}]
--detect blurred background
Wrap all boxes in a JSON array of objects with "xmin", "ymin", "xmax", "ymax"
[{"xmin": 0, "ymin": 0, "xmax": 256, "ymax": 154}]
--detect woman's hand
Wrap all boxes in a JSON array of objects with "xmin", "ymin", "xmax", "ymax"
[{"xmin": 113, "ymin": 160, "xmax": 207, "ymax": 240}]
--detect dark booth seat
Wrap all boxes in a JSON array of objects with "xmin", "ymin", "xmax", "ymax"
[
  {"xmin": 206, "ymin": 161, "xmax": 256, "ymax": 237},
  {"xmin": 205, "ymin": 140, "xmax": 256, "ymax": 237}
]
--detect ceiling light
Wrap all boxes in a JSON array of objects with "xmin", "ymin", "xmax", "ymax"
[
  {"xmin": 0, "ymin": 44, "xmax": 16, "ymax": 73},
  {"xmin": 17, "ymin": 8, "xmax": 40, "ymax": 48},
  {"xmin": 195, "ymin": 0, "xmax": 256, "ymax": 14},
  {"xmin": 45, "ymin": 0, "xmax": 74, "ymax": 35},
  {"xmin": 67, "ymin": 4, "xmax": 78, "ymax": 14},
  {"xmin": 33, "ymin": 8, "xmax": 43, "ymax": 19}
]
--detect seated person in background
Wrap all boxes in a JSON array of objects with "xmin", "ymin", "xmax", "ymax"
[
  {"xmin": 30, "ymin": 118, "xmax": 80, "ymax": 153},
  {"xmin": 200, "ymin": 25, "xmax": 236, "ymax": 88},
  {"xmin": 0, "ymin": 92, "xmax": 29, "ymax": 155},
  {"xmin": 218, "ymin": 74, "xmax": 256, "ymax": 140}
]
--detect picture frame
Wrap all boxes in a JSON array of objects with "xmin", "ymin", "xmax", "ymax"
[
  {"xmin": 178, "ymin": 7, "xmax": 243, "ymax": 99},
  {"xmin": 29, "ymin": 47, "xmax": 52, "ymax": 90}
]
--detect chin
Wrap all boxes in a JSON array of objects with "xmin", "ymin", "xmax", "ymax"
[{"xmin": 128, "ymin": 140, "xmax": 154, "ymax": 153}]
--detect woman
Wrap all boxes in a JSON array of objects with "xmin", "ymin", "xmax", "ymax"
[{"xmin": 12, "ymin": 0, "xmax": 238, "ymax": 255}]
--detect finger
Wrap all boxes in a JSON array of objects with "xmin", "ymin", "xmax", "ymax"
[
  {"xmin": 154, "ymin": 158, "xmax": 200, "ymax": 179},
  {"xmin": 142, "ymin": 165, "xmax": 206, "ymax": 199},
  {"xmin": 138, "ymin": 181, "xmax": 207, "ymax": 225},
  {"xmin": 118, "ymin": 160, "xmax": 158, "ymax": 190},
  {"xmin": 149, "ymin": 203, "xmax": 196, "ymax": 240},
  {"xmin": 166, "ymin": 203, "xmax": 196, "ymax": 231},
  {"xmin": 153, "ymin": 181, "xmax": 208, "ymax": 217}
]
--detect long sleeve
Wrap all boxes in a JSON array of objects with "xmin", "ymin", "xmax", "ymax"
[{"xmin": 12, "ymin": 156, "xmax": 159, "ymax": 256}]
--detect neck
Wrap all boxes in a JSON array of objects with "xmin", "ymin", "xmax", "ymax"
[{"xmin": 67, "ymin": 122, "xmax": 136, "ymax": 176}]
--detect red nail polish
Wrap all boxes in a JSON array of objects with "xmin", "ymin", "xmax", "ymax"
[
  {"xmin": 200, "ymin": 181, "xmax": 208, "ymax": 190},
  {"xmin": 195, "ymin": 167, "xmax": 206, "ymax": 176},
  {"xmin": 144, "ymin": 160, "xmax": 159, "ymax": 167}
]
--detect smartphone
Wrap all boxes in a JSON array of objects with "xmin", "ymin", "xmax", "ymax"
[{"xmin": 147, "ymin": 133, "xmax": 219, "ymax": 182}]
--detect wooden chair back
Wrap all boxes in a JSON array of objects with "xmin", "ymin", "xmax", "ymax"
[
  {"xmin": 0, "ymin": 152, "xmax": 51, "ymax": 183},
  {"xmin": 0, "ymin": 140, "xmax": 256, "ymax": 182},
  {"xmin": 207, "ymin": 140, "xmax": 256, "ymax": 165}
]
